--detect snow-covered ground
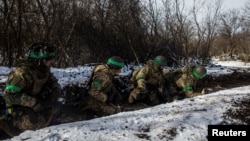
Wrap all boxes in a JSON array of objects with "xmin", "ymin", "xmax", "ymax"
[{"xmin": 1, "ymin": 59, "xmax": 250, "ymax": 141}]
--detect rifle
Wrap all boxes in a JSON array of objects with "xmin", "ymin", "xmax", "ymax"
[
  {"xmin": 112, "ymin": 75, "xmax": 132, "ymax": 102},
  {"xmin": 109, "ymin": 86, "xmax": 123, "ymax": 104},
  {"xmin": 0, "ymin": 109, "xmax": 21, "ymax": 138},
  {"xmin": 0, "ymin": 118, "xmax": 16, "ymax": 138},
  {"xmin": 37, "ymin": 106, "xmax": 60, "ymax": 129}
]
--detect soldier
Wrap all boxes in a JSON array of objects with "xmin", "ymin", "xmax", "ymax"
[
  {"xmin": 128, "ymin": 55, "xmax": 169, "ymax": 105},
  {"xmin": 165, "ymin": 65, "xmax": 207, "ymax": 99},
  {"xmin": 86, "ymin": 56, "xmax": 125, "ymax": 116},
  {"xmin": 2, "ymin": 42, "xmax": 63, "ymax": 132}
]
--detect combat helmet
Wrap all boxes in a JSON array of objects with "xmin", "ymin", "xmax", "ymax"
[
  {"xmin": 27, "ymin": 42, "xmax": 58, "ymax": 65},
  {"xmin": 153, "ymin": 55, "xmax": 167, "ymax": 66},
  {"xmin": 28, "ymin": 42, "xmax": 57, "ymax": 60},
  {"xmin": 107, "ymin": 56, "xmax": 125, "ymax": 69},
  {"xmin": 192, "ymin": 66, "xmax": 207, "ymax": 79}
]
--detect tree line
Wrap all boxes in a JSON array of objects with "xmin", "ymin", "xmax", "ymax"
[{"xmin": 0, "ymin": 0, "xmax": 249, "ymax": 68}]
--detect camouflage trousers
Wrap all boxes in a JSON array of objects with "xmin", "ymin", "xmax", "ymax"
[{"xmin": 11, "ymin": 106, "xmax": 47, "ymax": 131}]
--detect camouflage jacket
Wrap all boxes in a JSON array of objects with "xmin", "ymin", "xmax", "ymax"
[
  {"xmin": 132, "ymin": 60, "xmax": 165, "ymax": 93},
  {"xmin": 165, "ymin": 65, "xmax": 203, "ymax": 98},
  {"xmin": 3, "ymin": 59, "xmax": 61, "ymax": 109},
  {"xmin": 88, "ymin": 64, "xmax": 118, "ymax": 103}
]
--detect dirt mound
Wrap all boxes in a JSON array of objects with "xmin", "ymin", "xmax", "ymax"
[
  {"xmin": 60, "ymin": 71, "xmax": 250, "ymax": 124},
  {"xmin": 223, "ymin": 98, "xmax": 250, "ymax": 124},
  {"xmin": 204, "ymin": 72, "xmax": 250, "ymax": 125},
  {"xmin": 203, "ymin": 71, "xmax": 250, "ymax": 93}
]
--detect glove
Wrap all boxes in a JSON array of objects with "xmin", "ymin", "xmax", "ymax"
[
  {"xmin": 128, "ymin": 87, "xmax": 146, "ymax": 103},
  {"xmin": 97, "ymin": 92, "xmax": 108, "ymax": 103},
  {"xmin": 20, "ymin": 94, "xmax": 43, "ymax": 112},
  {"xmin": 103, "ymin": 103, "xmax": 121, "ymax": 114},
  {"xmin": 20, "ymin": 94, "xmax": 36, "ymax": 107},
  {"xmin": 40, "ymin": 86, "xmax": 52, "ymax": 99},
  {"xmin": 201, "ymin": 88, "xmax": 206, "ymax": 95}
]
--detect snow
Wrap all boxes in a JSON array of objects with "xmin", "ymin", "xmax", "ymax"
[{"xmin": 1, "ymin": 59, "xmax": 250, "ymax": 141}]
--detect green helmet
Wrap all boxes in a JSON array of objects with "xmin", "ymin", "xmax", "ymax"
[
  {"xmin": 107, "ymin": 56, "xmax": 125, "ymax": 69},
  {"xmin": 28, "ymin": 42, "xmax": 57, "ymax": 60},
  {"xmin": 153, "ymin": 55, "xmax": 167, "ymax": 66},
  {"xmin": 192, "ymin": 66, "xmax": 207, "ymax": 79}
]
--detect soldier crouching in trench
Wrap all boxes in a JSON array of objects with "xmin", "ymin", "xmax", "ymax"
[
  {"xmin": 2, "ymin": 42, "xmax": 63, "ymax": 134},
  {"xmin": 128, "ymin": 55, "xmax": 170, "ymax": 105},
  {"xmin": 84, "ymin": 56, "xmax": 125, "ymax": 117},
  {"xmin": 164, "ymin": 65, "xmax": 207, "ymax": 101}
]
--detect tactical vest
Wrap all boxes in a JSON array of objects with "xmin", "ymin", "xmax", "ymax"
[{"xmin": 6, "ymin": 65, "xmax": 49, "ymax": 96}]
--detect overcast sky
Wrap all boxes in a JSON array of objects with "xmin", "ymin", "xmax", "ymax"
[
  {"xmin": 154, "ymin": 0, "xmax": 249, "ymax": 18},
  {"xmin": 186, "ymin": 0, "xmax": 249, "ymax": 10},
  {"xmin": 222, "ymin": 0, "xmax": 249, "ymax": 9}
]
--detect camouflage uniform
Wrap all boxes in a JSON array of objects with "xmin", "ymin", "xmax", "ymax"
[
  {"xmin": 165, "ymin": 65, "xmax": 205, "ymax": 98},
  {"xmin": 3, "ymin": 59, "xmax": 62, "ymax": 131},
  {"xmin": 129, "ymin": 59, "xmax": 168, "ymax": 105},
  {"xmin": 86, "ymin": 64, "xmax": 122, "ymax": 116}
]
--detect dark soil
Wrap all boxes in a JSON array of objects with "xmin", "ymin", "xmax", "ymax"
[
  {"xmin": 203, "ymin": 71, "xmax": 250, "ymax": 125},
  {"xmin": 1, "ymin": 71, "xmax": 250, "ymax": 140}
]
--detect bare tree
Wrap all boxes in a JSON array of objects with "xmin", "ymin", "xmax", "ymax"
[
  {"xmin": 191, "ymin": 0, "xmax": 222, "ymax": 64},
  {"xmin": 162, "ymin": 0, "xmax": 195, "ymax": 64},
  {"xmin": 218, "ymin": 9, "xmax": 245, "ymax": 58},
  {"xmin": 0, "ymin": 0, "xmax": 247, "ymax": 67}
]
